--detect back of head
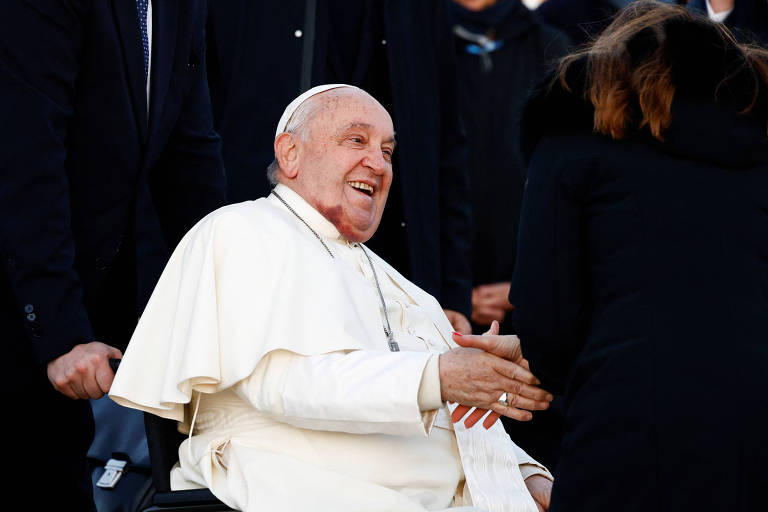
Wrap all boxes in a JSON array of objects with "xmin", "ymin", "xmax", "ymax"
[{"xmin": 556, "ymin": 0, "xmax": 768, "ymax": 141}]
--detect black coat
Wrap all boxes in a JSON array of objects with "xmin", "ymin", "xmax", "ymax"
[
  {"xmin": 511, "ymin": 31, "xmax": 768, "ymax": 512},
  {"xmin": 0, "ymin": 1, "xmax": 226, "ymax": 372},
  {"xmin": 207, "ymin": 0, "xmax": 472, "ymax": 315},
  {"xmin": 688, "ymin": 0, "xmax": 768, "ymax": 46}
]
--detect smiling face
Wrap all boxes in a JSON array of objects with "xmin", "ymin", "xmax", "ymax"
[{"xmin": 275, "ymin": 89, "xmax": 396, "ymax": 242}]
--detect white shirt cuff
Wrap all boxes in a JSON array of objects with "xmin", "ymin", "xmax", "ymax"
[
  {"xmin": 418, "ymin": 355, "xmax": 443, "ymax": 411},
  {"xmin": 519, "ymin": 462, "xmax": 554, "ymax": 482}
]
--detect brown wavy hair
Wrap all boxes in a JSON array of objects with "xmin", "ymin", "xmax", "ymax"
[{"xmin": 557, "ymin": 0, "xmax": 768, "ymax": 141}]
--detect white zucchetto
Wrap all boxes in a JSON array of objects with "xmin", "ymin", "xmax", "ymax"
[{"xmin": 274, "ymin": 84, "xmax": 359, "ymax": 139}]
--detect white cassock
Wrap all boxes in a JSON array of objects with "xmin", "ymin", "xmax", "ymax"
[{"xmin": 110, "ymin": 184, "xmax": 550, "ymax": 512}]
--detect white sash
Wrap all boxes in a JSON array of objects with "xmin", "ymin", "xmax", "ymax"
[{"xmin": 448, "ymin": 404, "xmax": 539, "ymax": 512}]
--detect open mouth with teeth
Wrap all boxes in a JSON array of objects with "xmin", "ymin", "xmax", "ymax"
[{"xmin": 348, "ymin": 180, "xmax": 375, "ymax": 196}]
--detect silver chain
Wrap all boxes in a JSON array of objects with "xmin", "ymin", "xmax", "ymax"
[
  {"xmin": 272, "ymin": 191, "xmax": 334, "ymax": 258},
  {"xmin": 271, "ymin": 190, "xmax": 399, "ymax": 352},
  {"xmin": 358, "ymin": 244, "xmax": 399, "ymax": 352}
]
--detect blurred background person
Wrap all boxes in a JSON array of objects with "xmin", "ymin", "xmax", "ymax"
[
  {"xmin": 450, "ymin": 0, "xmax": 569, "ymax": 471},
  {"xmin": 534, "ymin": 0, "xmax": 629, "ymax": 47},
  {"xmin": 512, "ymin": 1, "xmax": 768, "ymax": 510},
  {"xmin": 451, "ymin": 0, "xmax": 568, "ymax": 336},
  {"xmin": 687, "ymin": 0, "xmax": 768, "ymax": 45},
  {"xmin": 0, "ymin": 0, "xmax": 226, "ymax": 508},
  {"xmin": 206, "ymin": 0, "xmax": 473, "ymax": 332}
]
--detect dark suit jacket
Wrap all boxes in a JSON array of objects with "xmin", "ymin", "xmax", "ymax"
[
  {"xmin": 0, "ymin": 0, "xmax": 226, "ymax": 375},
  {"xmin": 206, "ymin": 0, "xmax": 472, "ymax": 315},
  {"xmin": 512, "ymin": 42, "xmax": 768, "ymax": 510}
]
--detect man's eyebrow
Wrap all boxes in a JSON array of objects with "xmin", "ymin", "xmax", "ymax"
[
  {"xmin": 340, "ymin": 123, "xmax": 396, "ymax": 145},
  {"xmin": 341, "ymin": 122, "xmax": 373, "ymax": 131}
]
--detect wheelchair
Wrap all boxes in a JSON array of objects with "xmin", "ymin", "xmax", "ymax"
[{"xmin": 142, "ymin": 413, "xmax": 235, "ymax": 511}]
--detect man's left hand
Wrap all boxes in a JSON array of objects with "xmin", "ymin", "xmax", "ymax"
[
  {"xmin": 444, "ymin": 309, "xmax": 471, "ymax": 334},
  {"xmin": 450, "ymin": 321, "xmax": 551, "ymax": 429},
  {"xmin": 452, "ymin": 323, "xmax": 527, "ymax": 366},
  {"xmin": 525, "ymin": 475, "xmax": 552, "ymax": 512}
]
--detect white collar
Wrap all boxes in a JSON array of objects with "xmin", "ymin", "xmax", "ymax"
[
  {"xmin": 705, "ymin": 0, "xmax": 733, "ymax": 22},
  {"xmin": 269, "ymin": 183, "xmax": 343, "ymax": 241}
]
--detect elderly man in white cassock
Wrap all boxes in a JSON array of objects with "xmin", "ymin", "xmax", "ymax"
[{"xmin": 110, "ymin": 84, "xmax": 554, "ymax": 512}]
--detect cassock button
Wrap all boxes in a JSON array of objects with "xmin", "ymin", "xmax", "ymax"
[
  {"xmin": 294, "ymin": 29, "xmax": 303, "ymax": 38},
  {"xmin": 381, "ymin": 39, "xmax": 387, "ymax": 45},
  {"xmin": 400, "ymin": 222, "xmax": 406, "ymax": 228},
  {"xmin": 27, "ymin": 313, "xmax": 36, "ymax": 322},
  {"xmin": 24, "ymin": 304, "xmax": 34, "ymax": 314}
]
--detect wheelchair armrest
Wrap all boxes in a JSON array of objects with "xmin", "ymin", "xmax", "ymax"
[{"xmin": 143, "ymin": 489, "xmax": 235, "ymax": 511}]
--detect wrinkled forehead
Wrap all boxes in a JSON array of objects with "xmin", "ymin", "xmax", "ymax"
[{"xmin": 310, "ymin": 89, "xmax": 394, "ymax": 137}]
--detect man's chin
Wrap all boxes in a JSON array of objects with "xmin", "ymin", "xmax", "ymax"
[{"xmin": 337, "ymin": 221, "xmax": 379, "ymax": 244}]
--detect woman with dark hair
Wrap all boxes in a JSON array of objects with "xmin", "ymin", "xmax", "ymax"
[{"xmin": 510, "ymin": 1, "xmax": 768, "ymax": 510}]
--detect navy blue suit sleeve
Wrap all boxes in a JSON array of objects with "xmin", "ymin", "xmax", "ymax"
[
  {"xmin": 434, "ymin": 0, "xmax": 472, "ymax": 317},
  {"xmin": 149, "ymin": 25, "xmax": 226, "ymax": 249},
  {"xmin": 0, "ymin": 0, "xmax": 94, "ymax": 364},
  {"xmin": 509, "ymin": 137, "xmax": 592, "ymax": 393}
]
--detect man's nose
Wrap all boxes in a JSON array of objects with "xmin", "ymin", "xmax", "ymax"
[{"xmin": 363, "ymin": 149, "xmax": 389, "ymax": 175}]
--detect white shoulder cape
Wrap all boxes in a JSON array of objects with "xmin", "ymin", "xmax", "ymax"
[{"xmin": 109, "ymin": 198, "xmax": 453, "ymax": 422}]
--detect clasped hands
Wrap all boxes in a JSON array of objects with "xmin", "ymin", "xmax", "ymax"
[{"xmin": 439, "ymin": 321, "xmax": 552, "ymax": 430}]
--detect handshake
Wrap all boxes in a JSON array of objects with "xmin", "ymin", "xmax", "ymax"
[{"xmin": 439, "ymin": 320, "xmax": 553, "ymax": 430}]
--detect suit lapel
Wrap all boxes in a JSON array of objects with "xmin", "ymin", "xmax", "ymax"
[
  {"xmin": 112, "ymin": 0, "xmax": 149, "ymax": 143},
  {"xmin": 148, "ymin": 0, "xmax": 179, "ymax": 144}
]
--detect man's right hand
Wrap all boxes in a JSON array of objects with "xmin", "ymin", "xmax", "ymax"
[
  {"xmin": 439, "ymin": 345, "xmax": 552, "ymax": 423},
  {"xmin": 47, "ymin": 342, "xmax": 123, "ymax": 399}
]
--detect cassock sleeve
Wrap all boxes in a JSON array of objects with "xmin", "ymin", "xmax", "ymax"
[
  {"xmin": 111, "ymin": 204, "xmax": 433, "ymax": 422},
  {"xmin": 233, "ymin": 349, "xmax": 442, "ymax": 436},
  {"xmin": 514, "ymin": 443, "xmax": 553, "ymax": 482}
]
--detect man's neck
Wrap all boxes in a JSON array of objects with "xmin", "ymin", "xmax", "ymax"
[{"xmin": 271, "ymin": 183, "xmax": 344, "ymax": 241}]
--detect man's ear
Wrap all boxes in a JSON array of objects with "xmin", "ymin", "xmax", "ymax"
[{"xmin": 274, "ymin": 133, "xmax": 300, "ymax": 179}]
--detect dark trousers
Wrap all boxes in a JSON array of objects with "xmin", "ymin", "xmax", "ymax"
[{"xmin": 5, "ymin": 368, "xmax": 96, "ymax": 510}]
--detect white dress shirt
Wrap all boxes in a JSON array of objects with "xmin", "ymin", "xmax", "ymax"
[{"xmin": 706, "ymin": 0, "xmax": 733, "ymax": 23}]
